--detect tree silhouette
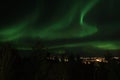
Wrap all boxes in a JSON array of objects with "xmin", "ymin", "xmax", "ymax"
[
  {"xmin": 31, "ymin": 41, "xmax": 51, "ymax": 80},
  {"xmin": 0, "ymin": 42, "xmax": 21, "ymax": 80},
  {"xmin": 104, "ymin": 51, "xmax": 113, "ymax": 62}
]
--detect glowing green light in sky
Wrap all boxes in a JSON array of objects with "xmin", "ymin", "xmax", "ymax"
[
  {"xmin": 34, "ymin": 0, "xmax": 100, "ymax": 40},
  {"xmin": 79, "ymin": 0, "xmax": 99, "ymax": 37},
  {"xmin": 14, "ymin": 41, "xmax": 120, "ymax": 51},
  {"xmin": 47, "ymin": 41, "xmax": 120, "ymax": 50},
  {"xmin": 0, "ymin": 0, "xmax": 100, "ymax": 41},
  {"xmin": 80, "ymin": 0, "xmax": 99, "ymax": 24},
  {"xmin": 0, "ymin": 0, "xmax": 120, "ymax": 52},
  {"xmin": 0, "ymin": 22, "xmax": 26, "ymax": 41},
  {"xmin": 0, "ymin": 0, "xmax": 42, "ymax": 42},
  {"xmin": 16, "ymin": 47, "xmax": 32, "ymax": 50},
  {"xmin": 92, "ymin": 42, "xmax": 120, "ymax": 50},
  {"xmin": 35, "ymin": 2, "xmax": 79, "ymax": 39}
]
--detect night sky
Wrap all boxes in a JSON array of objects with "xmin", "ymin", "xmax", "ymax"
[{"xmin": 0, "ymin": 0, "xmax": 120, "ymax": 55}]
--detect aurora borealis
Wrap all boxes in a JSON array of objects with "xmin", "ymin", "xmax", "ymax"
[{"xmin": 0, "ymin": 0, "xmax": 120, "ymax": 54}]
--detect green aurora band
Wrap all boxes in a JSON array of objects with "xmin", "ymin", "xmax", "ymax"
[
  {"xmin": 33, "ymin": 1, "xmax": 80, "ymax": 39},
  {"xmin": 34, "ymin": 0, "xmax": 99, "ymax": 39},
  {"xmin": 0, "ymin": 0, "xmax": 42, "ymax": 42},
  {"xmin": 80, "ymin": 0, "xmax": 99, "ymax": 37},
  {"xmin": 0, "ymin": 0, "xmax": 99, "ymax": 41},
  {"xmin": 16, "ymin": 41, "xmax": 120, "ymax": 50},
  {"xmin": 47, "ymin": 41, "xmax": 120, "ymax": 50},
  {"xmin": 0, "ymin": 0, "xmax": 120, "ymax": 51}
]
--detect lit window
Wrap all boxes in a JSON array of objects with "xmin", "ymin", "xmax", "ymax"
[
  {"xmin": 96, "ymin": 59, "xmax": 102, "ymax": 62},
  {"xmin": 58, "ymin": 58, "xmax": 62, "ymax": 62},
  {"xmin": 64, "ymin": 58, "xmax": 69, "ymax": 62}
]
